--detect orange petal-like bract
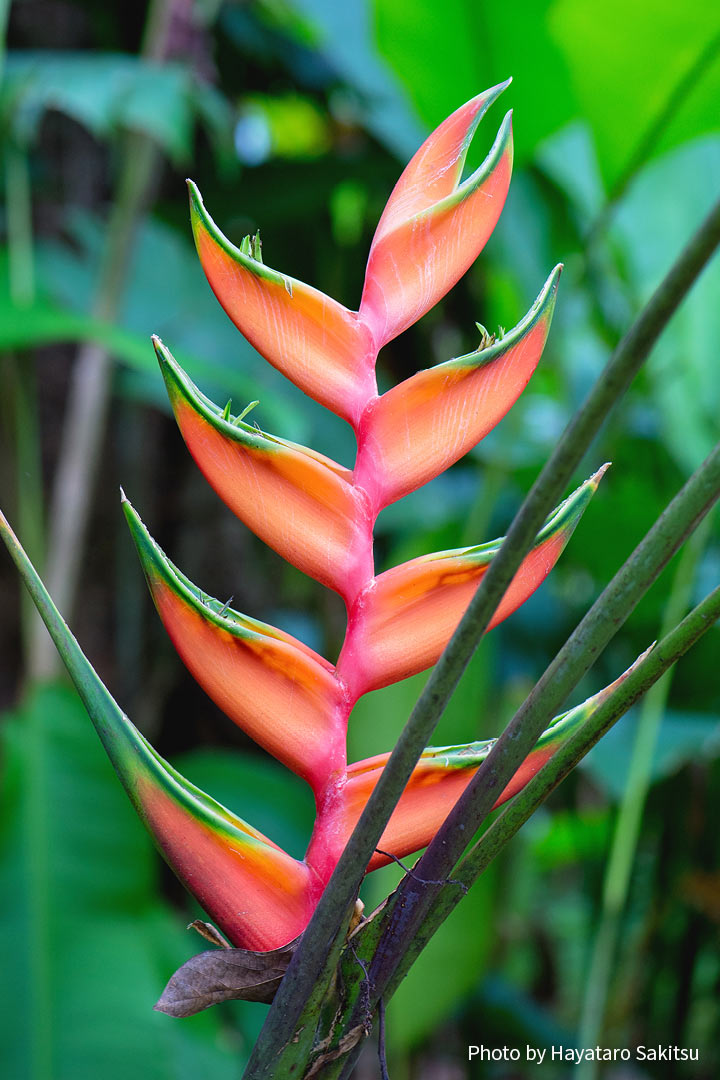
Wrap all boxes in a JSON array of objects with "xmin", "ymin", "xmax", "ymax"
[
  {"xmin": 369, "ymin": 81, "xmax": 512, "ymax": 247},
  {"xmin": 132, "ymin": 750, "xmax": 317, "ymax": 950},
  {"xmin": 123, "ymin": 497, "xmax": 345, "ymax": 790},
  {"xmin": 0, "ymin": 510, "xmax": 315, "ymax": 952},
  {"xmin": 338, "ymin": 470, "xmax": 606, "ymax": 697},
  {"xmin": 343, "ymin": 664, "xmax": 637, "ymax": 871},
  {"xmin": 355, "ymin": 267, "xmax": 561, "ymax": 509},
  {"xmin": 359, "ymin": 96, "xmax": 513, "ymax": 349},
  {"xmin": 155, "ymin": 337, "xmax": 373, "ymax": 604},
  {"xmin": 189, "ymin": 182, "xmax": 376, "ymax": 425}
]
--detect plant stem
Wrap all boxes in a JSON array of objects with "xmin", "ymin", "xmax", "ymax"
[
  {"xmin": 576, "ymin": 515, "xmax": 712, "ymax": 1076},
  {"xmin": 27, "ymin": 0, "xmax": 181, "ymax": 682},
  {"xmin": 385, "ymin": 582, "xmax": 720, "ymax": 993},
  {"xmin": 5, "ymin": 144, "xmax": 36, "ymax": 307},
  {"xmin": 304, "ymin": 580, "xmax": 720, "ymax": 1080},
  {"xmin": 369, "ymin": 441, "xmax": 720, "ymax": 986},
  {"xmin": 242, "ymin": 194, "xmax": 720, "ymax": 1080},
  {"xmin": 329, "ymin": 439, "xmax": 719, "ymax": 1035}
]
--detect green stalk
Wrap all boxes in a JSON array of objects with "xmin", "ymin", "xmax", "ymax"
[
  {"xmin": 366, "ymin": 444, "xmax": 720, "ymax": 996},
  {"xmin": 5, "ymin": 144, "xmax": 36, "ymax": 307},
  {"xmin": 326, "ymin": 583, "xmax": 720, "ymax": 1080},
  {"xmin": 325, "ymin": 441, "xmax": 720, "ymax": 1062},
  {"xmin": 576, "ymin": 515, "xmax": 713, "ymax": 1076},
  {"xmin": 4, "ymin": 356, "xmax": 45, "ymax": 657},
  {"xmin": 242, "ymin": 195, "xmax": 720, "ymax": 1080},
  {"xmin": 3, "ymin": 132, "xmax": 53, "ymax": 1080},
  {"xmin": 386, "ymin": 583, "xmax": 720, "ymax": 993},
  {"xmin": 27, "ymin": 0, "xmax": 179, "ymax": 682}
]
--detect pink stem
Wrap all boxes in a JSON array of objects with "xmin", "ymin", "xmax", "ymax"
[{"xmin": 303, "ymin": 336, "xmax": 388, "ymax": 886}]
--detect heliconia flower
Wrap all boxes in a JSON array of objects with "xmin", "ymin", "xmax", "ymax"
[
  {"xmin": 338, "ymin": 661, "xmax": 639, "ymax": 872},
  {"xmin": 189, "ymin": 181, "xmax": 376, "ymax": 426},
  {"xmin": 123, "ymin": 496, "xmax": 345, "ymax": 791},
  {"xmin": 155, "ymin": 336, "xmax": 374, "ymax": 604},
  {"xmin": 0, "ymin": 87, "xmax": 621, "ymax": 974},
  {"xmin": 0, "ymin": 511, "xmax": 316, "ymax": 952},
  {"xmin": 359, "ymin": 85, "xmax": 513, "ymax": 350},
  {"xmin": 337, "ymin": 468, "xmax": 608, "ymax": 697},
  {"xmin": 354, "ymin": 266, "xmax": 561, "ymax": 511}
]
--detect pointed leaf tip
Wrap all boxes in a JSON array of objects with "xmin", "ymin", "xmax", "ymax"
[
  {"xmin": 338, "ymin": 473, "xmax": 602, "ymax": 695},
  {"xmin": 360, "ymin": 95, "xmax": 513, "ymax": 348},
  {"xmin": 0, "ymin": 510, "xmax": 314, "ymax": 950}
]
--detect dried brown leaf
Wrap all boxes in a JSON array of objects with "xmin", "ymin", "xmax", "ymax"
[{"xmin": 155, "ymin": 936, "xmax": 301, "ymax": 1017}]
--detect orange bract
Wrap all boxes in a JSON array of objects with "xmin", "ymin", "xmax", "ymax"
[
  {"xmin": 338, "ymin": 473, "xmax": 602, "ymax": 697},
  {"xmin": 359, "ymin": 112, "xmax": 513, "ymax": 349},
  {"xmin": 156, "ymin": 338, "xmax": 373, "ymax": 603},
  {"xmin": 190, "ymin": 183, "xmax": 376, "ymax": 425},
  {"xmin": 138, "ymin": 778, "xmax": 317, "ymax": 950},
  {"xmin": 355, "ymin": 268, "xmax": 560, "ymax": 509}
]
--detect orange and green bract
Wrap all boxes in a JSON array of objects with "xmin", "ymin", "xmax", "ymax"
[{"xmin": 117, "ymin": 82, "xmax": 617, "ymax": 950}]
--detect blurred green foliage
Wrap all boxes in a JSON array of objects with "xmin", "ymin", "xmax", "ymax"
[{"xmin": 0, "ymin": 1, "xmax": 718, "ymax": 1077}]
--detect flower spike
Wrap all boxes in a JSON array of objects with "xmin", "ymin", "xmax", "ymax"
[
  {"xmin": 123, "ymin": 496, "xmax": 345, "ymax": 790},
  {"xmin": 359, "ymin": 96, "xmax": 513, "ymax": 349},
  {"xmin": 338, "ymin": 469, "xmax": 607, "ymax": 697},
  {"xmin": 354, "ymin": 266, "xmax": 562, "ymax": 510},
  {"xmin": 338, "ymin": 658, "xmax": 642, "ymax": 871},
  {"xmin": 189, "ymin": 182, "xmax": 376, "ymax": 425},
  {"xmin": 1, "ymin": 86, "xmax": 620, "ymax": 973},
  {"xmin": 155, "ymin": 337, "xmax": 373, "ymax": 603},
  {"xmin": 0, "ymin": 511, "xmax": 316, "ymax": 952}
]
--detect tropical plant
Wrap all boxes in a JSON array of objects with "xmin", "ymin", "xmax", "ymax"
[{"xmin": 2, "ymin": 75, "xmax": 719, "ymax": 1079}]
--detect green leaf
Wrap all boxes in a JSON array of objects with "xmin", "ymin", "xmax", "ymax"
[
  {"xmin": 3, "ymin": 52, "xmax": 232, "ymax": 164},
  {"xmin": 0, "ymin": 684, "xmax": 240, "ymax": 1080},
  {"xmin": 611, "ymin": 136, "xmax": 720, "ymax": 473},
  {"xmin": 371, "ymin": 0, "xmax": 720, "ymax": 183},
  {"xmin": 280, "ymin": 0, "xmax": 425, "ymax": 157}
]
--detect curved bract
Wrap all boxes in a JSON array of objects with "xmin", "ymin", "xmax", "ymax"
[
  {"xmin": 354, "ymin": 266, "xmax": 561, "ymax": 510},
  {"xmin": 338, "ymin": 470, "xmax": 605, "ymax": 696},
  {"xmin": 0, "ymin": 86, "xmax": 616, "ymax": 955},
  {"xmin": 155, "ymin": 336, "xmax": 373, "ymax": 604},
  {"xmin": 359, "ymin": 105, "xmax": 513, "ymax": 349},
  {"xmin": 124, "ymin": 497, "xmax": 345, "ymax": 790},
  {"xmin": 338, "ymin": 660, "xmax": 639, "ymax": 871},
  {"xmin": 189, "ymin": 182, "xmax": 376, "ymax": 425}
]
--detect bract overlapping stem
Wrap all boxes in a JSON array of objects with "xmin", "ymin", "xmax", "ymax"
[{"xmin": 1, "ymin": 82, "xmax": 616, "ymax": 955}]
